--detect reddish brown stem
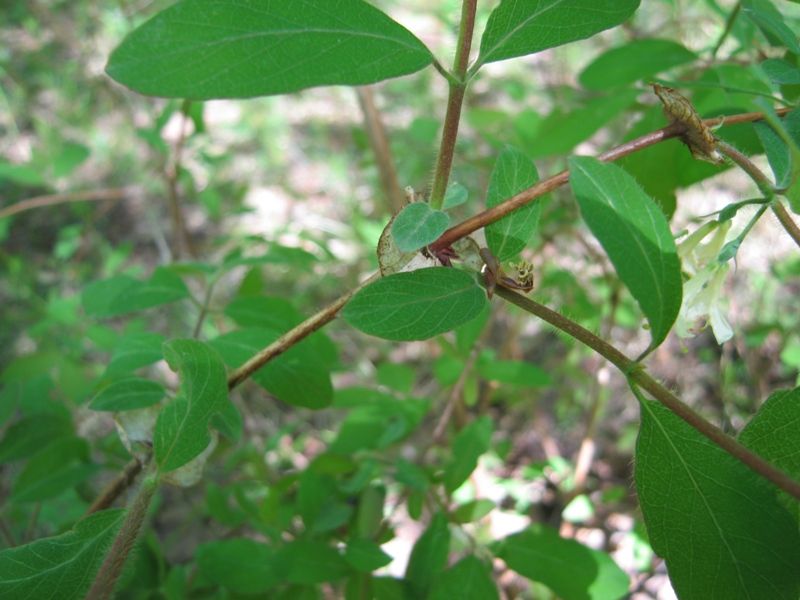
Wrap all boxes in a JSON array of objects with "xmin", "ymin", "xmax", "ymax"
[
  {"xmin": 0, "ymin": 187, "xmax": 136, "ymax": 220},
  {"xmin": 86, "ymin": 458, "xmax": 144, "ymax": 515}
]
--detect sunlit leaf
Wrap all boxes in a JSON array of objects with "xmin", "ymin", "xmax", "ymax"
[
  {"xmin": 493, "ymin": 526, "xmax": 629, "ymax": 600},
  {"xmin": 477, "ymin": 0, "xmax": 640, "ymax": 67},
  {"xmin": 569, "ymin": 156, "xmax": 682, "ymax": 348},
  {"xmin": 107, "ymin": 0, "xmax": 433, "ymax": 99},
  {"xmin": 343, "ymin": 268, "xmax": 487, "ymax": 341},
  {"xmin": 0, "ymin": 510, "xmax": 124, "ymax": 600},
  {"xmin": 636, "ymin": 397, "xmax": 800, "ymax": 599}
]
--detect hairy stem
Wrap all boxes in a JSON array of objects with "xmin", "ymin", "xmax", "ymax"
[
  {"xmin": 493, "ymin": 286, "xmax": 800, "ymax": 502},
  {"xmin": 86, "ymin": 457, "xmax": 145, "ymax": 515},
  {"xmin": 86, "ymin": 474, "xmax": 158, "ymax": 600},
  {"xmin": 227, "ymin": 273, "xmax": 379, "ymax": 390},
  {"xmin": 429, "ymin": 0, "xmax": 478, "ymax": 209},
  {"xmin": 771, "ymin": 201, "xmax": 800, "ymax": 249}
]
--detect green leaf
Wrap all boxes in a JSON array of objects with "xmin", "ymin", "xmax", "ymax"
[
  {"xmin": 82, "ymin": 268, "xmax": 189, "ymax": 318},
  {"xmin": 493, "ymin": 526, "xmax": 629, "ymax": 600},
  {"xmin": 196, "ymin": 538, "xmax": 280, "ymax": 594},
  {"xmin": 104, "ymin": 332, "xmax": 164, "ymax": 377},
  {"xmin": 0, "ymin": 510, "xmax": 124, "ymax": 600},
  {"xmin": 211, "ymin": 328, "xmax": 333, "ymax": 409},
  {"xmin": 376, "ymin": 362, "xmax": 416, "ymax": 393},
  {"xmin": 90, "ymin": 377, "xmax": 165, "ymax": 412},
  {"xmin": 275, "ymin": 540, "xmax": 349, "ymax": 584},
  {"xmin": 477, "ymin": 0, "xmax": 640, "ymax": 68},
  {"xmin": 429, "ymin": 556, "xmax": 499, "ymax": 600},
  {"xmin": 13, "ymin": 438, "xmax": 96, "ymax": 503},
  {"xmin": 761, "ymin": 59, "xmax": 800, "ymax": 85},
  {"xmin": 452, "ymin": 499, "xmax": 496, "ymax": 523},
  {"xmin": 579, "ymin": 39, "xmax": 696, "ymax": 90},
  {"xmin": 106, "ymin": 0, "xmax": 433, "ymax": 100},
  {"xmin": 635, "ymin": 397, "xmax": 800, "ymax": 600},
  {"xmin": 405, "ymin": 512, "xmax": 451, "ymax": 597},
  {"xmin": 485, "ymin": 146, "xmax": 542, "ymax": 262},
  {"xmin": 754, "ymin": 108, "xmax": 800, "ymax": 195},
  {"xmin": 344, "ymin": 539, "xmax": 392, "ymax": 572},
  {"xmin": 343, "ymin": 268, "xmax": 487, "ymax": 341},
  {"xmin": 0, "ymin": 160, "xmax": 45, "ymax": 186},
  {"xmin": 742, "ymin": 0, "xmax": 800, "ymax": 54},
  {"xmin": 391, "ymin": 203, "xmax": 450, "ymax": 252},
  {"xmin": 477, "ymin": 356, "xmax": 552, "ymax": 387},
  {"xmin": 0, "ymin": 414, "xmax": 73, "ymax": 463},
  {"xmin": 444, "ymin": 416, "xmax": 493, "ymax": 493},
  {"xmin": 740, "ymin": 387, "xmax": 800, "ymax": 517},
  {"xmin": 518, "ymin": 90, "xmax": 639, "ymax": 159},
  {"xmin": 569, "ymin": 156, "xmax": 682, "ymax": 348},
  {"xmin": 154, "ymin": 339, "xmax": 238, "ymax": 472},
  {"xmin": 442, "ymin": 182, "xmax": 469, "ymax": 209}
]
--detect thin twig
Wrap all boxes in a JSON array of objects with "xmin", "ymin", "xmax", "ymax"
[
  {"xmin": 226, "ymin": 273, "xmax": 379, "ymax": 390},
  {"xmin": 771, "ymin": 202, "xmax": 800, "ymax": 249},
  {"xmin": 430, "ymin": 107, "xmax": 793, "ymax": 252},
  {"xmin": 432, "ymin": 342, "xmax": 483, "ymax": 443},
  {"xmin": 0, "ymin": 518, "xmax": 17, "ymax": 547},
  {"xmin": 163, "ymin": 100, "xmax": 196, "ymax": 259},
  {"xmin": 711, "ymin": 1, "xmax": 741, "ymax": 58},
  {"xmin": 355, "ymin": 86, "xmax": 406, "ymax": 214},
  {"xmin": 493, "ymin": 286, "xmax": 800, "ymax": 502},
  {"xmin": 86, "ymin": 458, "xmax": 144, "ymax": 515},
  {"xmin": 428, "ymin": 0, "xmax": 478, "ymax": 208},
  {"xmin": 0, "ymin": 187, "xmax": 136, "ymax": 220}
]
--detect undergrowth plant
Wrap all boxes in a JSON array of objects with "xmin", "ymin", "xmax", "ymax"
[{"xmin": 1, "ymin": 0, "xmax": 800, "ymax": 598}]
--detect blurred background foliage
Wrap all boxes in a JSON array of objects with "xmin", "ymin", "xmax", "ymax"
[{"xmin": 1, "ymin": 0, "xmax": 800, "ymax": 597}]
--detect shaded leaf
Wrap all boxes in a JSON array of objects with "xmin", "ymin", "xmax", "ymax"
[
  {"xmin": 443, "ymin": 182, "xmax": 469, "ymax": 209},
  {"xmin": 344, "ymin": 539, "xmax": 392, "ymax": 572},
  {"xmin": 0, "ymin": 414, "xmax": 73, "ymax": 463},
  {"xmin": 104, "ymin": 332, "xmax": 164, "ymax": 377},
  {"xmin": 485, "ymin": 146, "xmax": 542, "ymax": 261},
  {"xmin": 211, "ymin": 328, "xmax": 332, "ymax": 409},
  {"xmin": 391, "ymin": 203, "xmax": 450, "ymax": 252},
  {"xmin": 429, "ymin": 555, "xmax": 499, "ymax": 600},
  {"xmin": 444, "ymin": 416, "xmax": 493, "ymax": 493},
  {"xmin": 0, "ymin": 510, "xmax": 124, "ymax": 600},
  {"xmin": 579, "ymin": 39, "xmax": 696, "ymax": 90},
  {"xmin": 635, "ymin": 397, "xmax": 800, "ymax": 599},
  {"xmin": 343, "ymin": 268, "xmax": 487, "ymax": 341},
  {"xmin": 477, "ymin": 356, "xmax": 552, "ymax": 387},
  {"xmin": 275, "ymin": 540, "xmax": 349, "ymax": 584},
  {"xmin": 107, "ymin": 0, "xmax": 433, "ymax": 99},
  {"xmin": 761, "ymin": 58, "xmax": 800, "ymax": 85},
  {"xmin": 405, "ymin": 512, "xmax": 450, "ymax": 597},
  {"xmin": 569, "ymin": 156, "xmax": 682, "ymax": 348},
  {"xmin": 82, "ymin": 268, "xmax": 189, "ymax": 318},
  {"xmin": 477, "ymin": 0, "xmax": 640, "ymax": 67},
  {"xmin": 12, "ymin": 438, "xmax": 96, "ymax": 503},
  {"xmin": 453, "ymin": 499, "xmax": 496, "ymax": 523},
  {"xmin": 493, "ymin": 526, "xmax": 628, "ymax": 600},
  {"xmin": 90, "ymin": 377, "xmax": 164, "ymax": 412},
  {"xmin": 154, "ymin": 339, "xmax": 238, "ymax": 472},
  {"xmin": 196, "ymin": 538, "xmax": 280, "ymax": 594}
]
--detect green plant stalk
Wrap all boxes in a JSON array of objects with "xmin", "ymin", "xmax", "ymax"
[
  {"xmin": 711, "ymin": 1, "xmax": 741, "ymax": 58},
  {"xmin": 85, "ymin": 473, "xmax": 158, "ymax": 600},
  {"xmin": 717, "ymin": 140, "xmax": 800, "ymax": 248},
  {"xmin": 492, "ymin": 285, "xmax": 800, "ymax": 502},
  {"xmin": 428, "ymin": 0, "xmax": 478, "ymax": 209}
]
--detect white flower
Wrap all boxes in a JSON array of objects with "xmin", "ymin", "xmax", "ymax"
[{"xmin": 675, "ymin": 221, "xmax": 734, "ymax": 344}]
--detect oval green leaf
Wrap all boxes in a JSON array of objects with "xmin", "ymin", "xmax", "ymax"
[
  {"xmin": 106, "ymin": 0, "xmax": 434, "ymax": 99},
  {"xmin": 493, "ymin": 526, "xmax": 629, "ymax": 600},
  {"xmin": 391, "ymin": 203, "xmax": 450, "ymax": 252},
  {"xmin": 429, "ymin": 556, "xmax": 499, "ymax": 600},
  {"xmin": 343, "ymin": 268, "xmax": 488, "ymax": 341},
  {"xmin": 579, "ymin": 39, "xmax": 696, "ymax": 90},
  {"xmin": 485, "ymin": 146, "xmax": 543, "ymax": 261},
  {"xmin": 444, "ymin": 416, "xmax": 492, "ymax": 493},
  {"xmin": 569, "ymin": 156, "xmax": 682, "ymax": 348},
  {"xmin": 196, "ymin": 538, "xmax": 280, "ymax": 594},
  {"xmin": 90, "ymin": 377, "xmax": 164, "ymax": 412},
  {"xmin": 476, "ymin": 0, "xmax": 640, "ymax": 69},
  {"xmin": 636, "ymin": 397, "xmax": 800, "ymax": 599}
]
